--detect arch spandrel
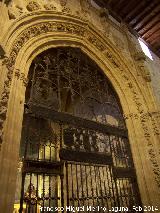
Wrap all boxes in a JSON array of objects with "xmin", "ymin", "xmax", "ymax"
[{"xmin": 0, "ymin": 10, "xmax": 160, "ymax": 213}]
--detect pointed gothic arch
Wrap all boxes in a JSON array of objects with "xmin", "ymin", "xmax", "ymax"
[{"xmin": 0, "ymin": 11, "xmax": 159, "ymax": 212}]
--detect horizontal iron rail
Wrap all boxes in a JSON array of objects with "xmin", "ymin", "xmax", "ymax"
[
  {"xmin": 60, "ymin": 148, "xmax": 113, "ymax": 165},
  {"xmin": 23, "ymin": 159, "xmax": 63, "ymax": 175},
  {"xmin": 113, "ymin": 167, "xmax": 136, "ymax": 178},
  {"xmin": 26, "ymin": 103, "xmax": 128, "ymax": 138}
]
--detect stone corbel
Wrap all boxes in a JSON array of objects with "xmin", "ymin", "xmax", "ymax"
[{"xmin": 134, "ymin": 51, "xmax": 151, "ymax": 82}]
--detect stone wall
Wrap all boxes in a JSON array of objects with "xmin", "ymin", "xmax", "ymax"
[{"xmin": 146, "ymin": 51, "xmax": 160, "ymax": 107}]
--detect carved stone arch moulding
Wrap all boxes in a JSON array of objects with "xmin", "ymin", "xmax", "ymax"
[{"xmin": 0, "ymin": 13, "xmax": 160, "ymax": 191}]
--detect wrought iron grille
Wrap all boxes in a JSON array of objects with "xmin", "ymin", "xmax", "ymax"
[
  {"xmin": 18, "ymin": 47, "xmax": 142, "ymax": 213},
  {"xmin": 26, "ymin": 47, "xmax": 125, "ymax": 128}
]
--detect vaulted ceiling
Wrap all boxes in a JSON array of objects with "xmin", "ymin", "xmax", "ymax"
[{"xmin": 95, "ymin": 0, "xmax": 160, "ymax": 58}]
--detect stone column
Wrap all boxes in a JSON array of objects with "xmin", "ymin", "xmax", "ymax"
[{"xmin": 0, "ymin": 71, "xmax": 26, "ymax": 212}]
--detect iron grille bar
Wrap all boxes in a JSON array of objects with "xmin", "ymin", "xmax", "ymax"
[{"xmin": 27, "ymin": 103, "xmax": 128, "ymax": 138}]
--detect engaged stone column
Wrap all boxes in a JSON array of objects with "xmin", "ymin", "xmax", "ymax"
[{"xmin": 0, "ymin": 72, "xmax": 26, "ymax": 212}]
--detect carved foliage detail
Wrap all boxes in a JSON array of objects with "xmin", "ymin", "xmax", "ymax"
[{"xmin": 26, "ymin": 1, "xmax": 41, "ymax": 12}]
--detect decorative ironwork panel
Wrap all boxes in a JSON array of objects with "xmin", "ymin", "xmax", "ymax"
[
  {"xmin": 27, "ymin": 47, "xmax": 125, "ymax": 128},
  {"xmin": 64, "ymin": 162, "xmax": 118, "ymax": 210}
]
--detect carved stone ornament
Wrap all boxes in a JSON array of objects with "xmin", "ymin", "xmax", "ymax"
[
  {"xmin": 44, "ymin": 4, "xmax": 56, "ymax": 11},
  {"xmin": 134, "ymin": 51, "xmax": 151, "ymax": 82},
  {"xmin": 59, "ymin": 0, "xmax": 67, "ymax": 7},
  {"xmin": 8, "ymin": 9, "xmax": 16, "ymax": 19},
  {"xmin": 62, "ymin": 7, "xmax": 71, "ymax": 14},
  {"xmin": 26, "ymin": 1, "xmax": 41, "ymax": 12}
]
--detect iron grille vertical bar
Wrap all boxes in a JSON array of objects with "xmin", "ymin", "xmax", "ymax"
[
  {"xmin": 42, "ymin": 174, "xmax": 45, "ymax": 213},
  {"xmin": 105, "ymin": 166, "xmax": 113, "ymax": 208},
  {"xmin": 118, "ymin": 179, "xmax": 124, "ymax": 206},
  {"xmin": 19, "ymin": 172, "xmax": 26, "ymax": 213},
  {"xmin": 84, "ymin": 165, "xmax": 90, "ymax": 206},
  {"xmin": 61, "ymin": 174, "xmax": 64, "ymax": 210},
  {"xmin": 93, "ymin": 165, "xmax": 100, "ymax": 207},
  {"xmin": 49, "ymin": 175, "xmax": 51, "ymax": 208},
  {"xmin": 97, "ymin": 166, "xmax": 104, "ymax": 207},
  {"xmin": 101, "ymin": 166, "xmax": 110, "ymax": 210},
  {"xmin": 80, "ymin": 164, "xmax": 85, "ymax": 206},
  {"xmin": 108, "ymin": 166, "xmax": 117, "ymax": 207},
  {"xmin": 120, "ymin": 137, "xmax": 127, "ymax": 167},
  {"xmin": 35, "ymin": 174, "xmax": 38, "ymax": 213},
  {"xmin": 75, "ymin": 163, "xmax": 80, "ymax": 207},
  {"xmin": 29, "ymin": 173, "xmax": 32, "ymax": 211},
  {"xmin": 71, "ymin": 163, "xmax": 75, "ymax": 207},
  {"xmin": 65, "ymin": 162, "xmax": 69, "ymax": 212},
  {"xmin": 122, "ymin": 179, "xmax": 129, "ymax": 207},
  {"xmin": 89, "ymin": 165, "xmax": 95, "ymax": 206}
]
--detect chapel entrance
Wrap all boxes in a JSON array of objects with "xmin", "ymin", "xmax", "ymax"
[{"xmin": 18, "ymin": 47, "xmax": 142, "ymax": 212}]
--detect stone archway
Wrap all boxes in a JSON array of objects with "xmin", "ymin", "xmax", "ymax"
[{"xmin": 0, "ymin": 12, "xmax": 160, "ymax": 212}]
